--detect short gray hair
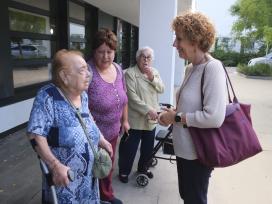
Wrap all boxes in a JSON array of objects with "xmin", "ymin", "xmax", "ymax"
[{"xmin": 136, "ymin": 46, "xmax": 155, "ymax": 61}]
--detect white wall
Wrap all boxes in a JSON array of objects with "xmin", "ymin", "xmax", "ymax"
[
  {"xmin": 139, "ymin": 0, "xmax": 177, "ymax": 105},
  {"xmin": 174, "ymin": 53, "xmax": 185, "ymax": 87},
  {"xmin": 174, "ymin": 0, "xmax": 194, "ymax": 86},
  {"xmin": 0, "ymin": 98, "xmax": 34, "ymax": 133}
]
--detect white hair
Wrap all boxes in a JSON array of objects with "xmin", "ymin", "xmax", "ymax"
[{"xmin": 136, "ymin": 46, "xmax": 155, "ymax": 61}]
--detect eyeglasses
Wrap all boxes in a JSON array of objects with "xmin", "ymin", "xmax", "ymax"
[{"xmin": 140, "ymin": 55, "xmax": 152, "ymax": 61}]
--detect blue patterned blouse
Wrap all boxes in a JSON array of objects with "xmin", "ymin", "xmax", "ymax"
[{"xmin": 27, "ymin": 83, "xmax": 100, "ymax": 204}]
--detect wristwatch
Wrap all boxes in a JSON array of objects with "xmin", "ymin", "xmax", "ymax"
[{"xmin": 174, "ymin": 112, "xmax": 183, "ymax": 122}]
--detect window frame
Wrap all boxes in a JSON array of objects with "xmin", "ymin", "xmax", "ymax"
[{"xmin": 0, "ymin": 0, "xmax": 55, "ymax": 106}]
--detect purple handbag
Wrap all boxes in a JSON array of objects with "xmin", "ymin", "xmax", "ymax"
[{"xmin": 188, "ymin": 64, "xmax": 262, "ymax": 167}]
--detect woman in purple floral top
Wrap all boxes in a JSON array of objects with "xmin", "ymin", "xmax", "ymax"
[{"xmin": 87, "ymin": 28, "xmax": 129, "ymax": 204}]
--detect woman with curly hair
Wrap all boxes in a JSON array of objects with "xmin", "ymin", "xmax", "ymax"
[{"xmin": 159, "ymin": 12, "xmax": 227, "ymax": 204}]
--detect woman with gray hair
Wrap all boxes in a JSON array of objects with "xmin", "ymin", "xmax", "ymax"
[{"xmin": 118, "ymin": 46, "xmax": 164, "ymax": 183}]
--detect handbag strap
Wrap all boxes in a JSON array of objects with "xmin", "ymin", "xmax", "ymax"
[
  {"xmin": 56, "ymin": 87, "xmax": 98, "ymax": 158},
  {"xmin": 200, "ymin": 62, "xmax": 238, "ymax": 109}
]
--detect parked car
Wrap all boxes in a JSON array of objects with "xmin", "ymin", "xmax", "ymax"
[
  {"xmin": 11, "ymin": 44, "xmax": 47, "ymax": 58},
  {"xmin": 248, "ymin": 52, "xmax": 272, "ymax": 66}
]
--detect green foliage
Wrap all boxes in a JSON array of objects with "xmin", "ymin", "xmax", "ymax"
[
  {"xmin": 9, "ymin": 9, "xmax": 46, "ymax": 34},
  {"xmin": 237, "ymin": 63, "xmax": 272, "ymax": 76},
  {"xmin": 211, "ymin": 49, "xmax": 261, "ymax": 66},
  {"xmin": 230, "ymin": 0, "xmax": 272, "ymax": 52}
]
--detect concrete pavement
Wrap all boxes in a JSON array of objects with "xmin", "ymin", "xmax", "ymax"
[
  {"xmin": 208, "ymin": 68, "xmax": 272, "ymax": 204},
  {"xmin": 0, "ymin": 68, "xmax": 271, "ymax": 204}
]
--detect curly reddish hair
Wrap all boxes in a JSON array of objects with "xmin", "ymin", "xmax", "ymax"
[{"xmin": 172, "ymin": 11, "xmax": 216, "ymax": 52}]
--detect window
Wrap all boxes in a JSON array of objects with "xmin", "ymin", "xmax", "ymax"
[
  {"xmin": 13, "ymin": 64, "xmax": 52, "ymax": 88},
  {"xmin": 116, "ymin": 19, "xmax": 123, "ymax": 65},
  {"xmin": 69, "ymin": 1, "xmax": 85, "ymax": 53},
  {"xmin": 9, "ymin": 0, "xmax": 54, "ymax": 89},
  {"xmin": 11, "ymin": 40, "xmax": 50, "ymax": 59},
  {"xmin": 69, "ymin": 1, "xmax": 85, "ymax": 21},
  {"xmin": 69, "ymin": 23, "xmax": 85, "ymax": 52},
  {"xmin": 9, "ymin": 8, "xmax": 51, "ymax": 34},
  {"xmin": 11, "ymin": 39, "xmax": 52, "ymax": 88}
]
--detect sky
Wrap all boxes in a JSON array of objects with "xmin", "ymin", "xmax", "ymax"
[{"xmin": 195, "ymin": 0, "xmax": 237, "ymax": 37}]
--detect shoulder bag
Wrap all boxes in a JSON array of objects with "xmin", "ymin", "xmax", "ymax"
[{"xmin": 187, "ymin": 63, "xmax": 262, "ymax": 167}]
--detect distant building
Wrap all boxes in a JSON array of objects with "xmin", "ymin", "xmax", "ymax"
[{"xmin": 212, "ymin": 36, "xmax": 263, "ymax": 53}]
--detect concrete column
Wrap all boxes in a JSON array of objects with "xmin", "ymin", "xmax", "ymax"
[{"xmin": 139, "ymin": 0, "xmax": 177, "ymax": 105}]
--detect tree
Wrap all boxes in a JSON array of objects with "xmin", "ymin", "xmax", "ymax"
[
  {"xmin": 9, "ymin": 9, "xmax": 46, "ymax": 34},
  {"xmin": 230, "ymin": 0, "xmax": 272, "ymax": 54}
]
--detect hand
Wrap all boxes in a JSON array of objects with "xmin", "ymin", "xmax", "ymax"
[
  {"xmin": 158, "ymin": 108, "xmax": 176, "ymax": 126},
  {"xmin": 99, "ymin": 136, "xmax": 113, "ymax": 157},
  {"xmin": 121, "ymin": 120, "xmax": 130, "ymax": 135},
  {"xmin": 158, "ymin": 112, "xmax": 169, "ymax": 126},
  {"xmin": 147, "ymin": 109, "xmax": 158, "ymax": 121},
  {"xmin": 51, "ymin": 162, "xmax": 70, "ymax": 187},
  {"xmin": 143, "ymin": 66, "xmax": 154, "ymax": 81}
]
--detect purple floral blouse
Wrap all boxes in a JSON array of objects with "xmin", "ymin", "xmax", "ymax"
[{"xmin": 87, "ymin": 60, "xmax": 128, "ymax": 141}]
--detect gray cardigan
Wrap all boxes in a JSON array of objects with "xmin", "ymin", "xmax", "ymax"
[{"xmin": 173, "ymin": 56, "xmax": 227, "ymax": 160}]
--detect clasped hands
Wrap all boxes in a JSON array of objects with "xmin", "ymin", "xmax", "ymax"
[{"xmin": 158, "ymin": 107, "xmax": 176, "ymax": 126}]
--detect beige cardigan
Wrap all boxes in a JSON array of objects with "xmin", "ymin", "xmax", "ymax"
[
  {"xmin": 173, "ymin": 56, "xmax": 227, "ymax": 160},
  {"xmin": 125, "ymin": 65, "xmax": 165, "ymax": 130}
]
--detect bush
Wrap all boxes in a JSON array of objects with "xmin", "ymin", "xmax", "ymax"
[
  {"xmin": 211, "ymin": 50, "xmax": 261, "ymax": 66},
  {"xmin": 237, "ymin": 63, "xmax": 272, "ymax": 76}
]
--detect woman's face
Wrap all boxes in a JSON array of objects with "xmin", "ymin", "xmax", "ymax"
[
  {"xmin": 173, "ymin": 30, "xmax": 195, "ymax": 61},
  {"xmin": 94, "ymin": 43, "xmax": 115, "ymax": 69},
  {"xmin": 62, "ymin": 54, "xmax": 91, "ymax": 93},
  {"xmin": 137, "ymin": 50, "xmax": 153, "ymax": 72}
]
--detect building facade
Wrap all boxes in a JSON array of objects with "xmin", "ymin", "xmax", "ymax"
[{"xmin": 0, "ymin": 0, "xmax": 192, "ymax": 137}]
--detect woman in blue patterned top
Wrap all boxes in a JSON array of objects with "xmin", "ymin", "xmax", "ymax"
[{"xmin": 27, "ymin": 49, "xmax": 113, "ymax": 204}]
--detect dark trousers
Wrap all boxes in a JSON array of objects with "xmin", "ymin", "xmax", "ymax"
[
  {"xmin": 99, "ymin": 136, "xmax": 118, "ymax": 201},
  {"xmin": 176, "ymin": 157, "xmax": 213, "ymax": 204},
  {"xmin": 118, "ymin": 128, "xmax": 155, "ymax": 175}
]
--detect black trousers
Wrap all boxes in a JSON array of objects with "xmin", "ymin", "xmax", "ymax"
[
  {"xmin": 118, "ymin": 128, "xmax": 155, "ymax": 175},
  {"xmin": 176, "ymin": 157, "xmax": 213, "ymax": 204}
]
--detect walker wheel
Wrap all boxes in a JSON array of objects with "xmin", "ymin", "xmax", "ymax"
[
  {"xmin": 150, "ymin": 158, "xmax": 158, "ymax": 167},
  {"xmin": 136, "ymin": 174, "xmax": 149, "ymax": 187}
]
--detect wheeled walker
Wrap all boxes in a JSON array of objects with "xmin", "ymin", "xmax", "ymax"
[{"xmin": 136, "ymin": 104, "xmax": 175, "ymax": 187}]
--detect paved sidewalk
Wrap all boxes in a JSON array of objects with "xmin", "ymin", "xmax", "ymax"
[
  {"xmin": 0, "ymin": 68, "xmax": 271, "ymax": 204},
  {"xmin": 208, "ymin": 68, "xmax": 272, "ymax": 204}
]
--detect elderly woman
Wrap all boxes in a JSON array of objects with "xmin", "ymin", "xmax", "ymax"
[
  {"xmin": 159, "ymin": 12, "xmax": 227, "ymax": 204},
  {"xmin": 87, "ymin": 28, "xmax": 129, "ymax": 204},
  {"xmin": 27, "ymin": 49, "xmax": 112, "ymax": 204},
  {"xmin": 118, "ymin": 46, "xmax": 165, "ymax": 183}
]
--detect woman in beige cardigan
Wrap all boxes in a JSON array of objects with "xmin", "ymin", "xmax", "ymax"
[
  {"xmin": 159, "ymin": 12, "xmax": 227, "ymax": 204},
  {"xmin": 118, "ymin": 46, "xmax": 164, "ymax": 183}
]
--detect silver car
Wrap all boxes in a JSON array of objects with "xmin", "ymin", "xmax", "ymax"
[
  {"xmin": 11, "ymin": 44, "xmax": 47, "ymax": 58},
  {"xmin": 248, "ymin": 52, "xmax": 272, "ymax": 66}
]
